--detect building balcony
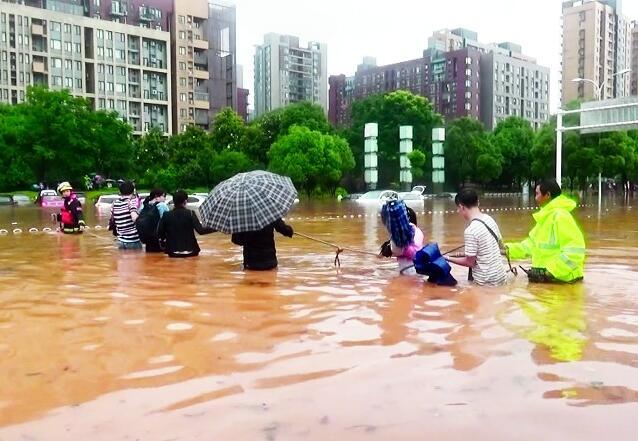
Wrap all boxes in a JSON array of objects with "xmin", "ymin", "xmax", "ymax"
[
  {"xmin": 111, "ymin": 2, "xmax": 128, "ymax": 17},
  {"xmin": 193, "ymin": 67, "xmax": 209, "ymax": 80},
  {"xmin": 194, "ymin": 92, "xmax": 209, "ymax": 109},
  {"xmin": 193, "ymin": 39, "xmax": 208, "ymax": 50},
  {"xmin": 194, "ymin": 51, "xmax": 208, "ymax": 65},
  {"xmin": 31, "ymin": 24, "xmax": 45, "ymax": 36},
  {"xmin": 195, "ymin": 111, "xmax": 209, "ymax": 125},
  {"xmin": 32, "ymin": 60, "xmax": 47, "ymax": 74}
]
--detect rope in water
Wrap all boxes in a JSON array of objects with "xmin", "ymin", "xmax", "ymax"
[{"xmin": 294, "ymin": 232, "xmax": 379, "ymax": 267}]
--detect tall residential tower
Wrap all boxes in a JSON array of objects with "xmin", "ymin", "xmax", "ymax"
[
  {"xmin": 561, "ymin": 0, "xmax": 632, "ymax": 104},
  {"xmin": 254, "ymin": 33, "xmax": 327, "ymax": 117}
]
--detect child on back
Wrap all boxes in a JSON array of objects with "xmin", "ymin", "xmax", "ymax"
[{"xmin": 380, "ymin": 202, "xmax": 425, "ymax": 274}]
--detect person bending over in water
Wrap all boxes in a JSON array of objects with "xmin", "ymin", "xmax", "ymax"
[{"xmin": 379, "ymin": 201, "xmax": 425, "ymax": 275}]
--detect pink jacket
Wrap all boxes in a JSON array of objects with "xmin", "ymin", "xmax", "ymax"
[{"xmin": 391, "ymin": 224, "xmax": 425, "ymax": 271}]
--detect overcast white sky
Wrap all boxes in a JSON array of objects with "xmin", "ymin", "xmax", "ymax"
[{"xmin": 234, "ymin": 0, "xmax": 638, "ymax": 113}]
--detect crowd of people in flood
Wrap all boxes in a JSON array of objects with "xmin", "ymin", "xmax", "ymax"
[{"xmin": 52, "ymin": 177, "xmax": 586, "ymax": 286}]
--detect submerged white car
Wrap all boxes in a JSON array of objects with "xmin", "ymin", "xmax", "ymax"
[{"xmin": 356, "ymin": 190, "xmax": 399, "ymax": 203}]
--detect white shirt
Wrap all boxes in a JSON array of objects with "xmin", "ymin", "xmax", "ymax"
[{"xmin": 464, "ymin": 214, "xmax": 507, "ymax": 286}]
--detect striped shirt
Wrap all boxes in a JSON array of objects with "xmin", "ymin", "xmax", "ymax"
[
  {"xmin": 464, "ymin": 214, "xmax": 507, "ymax": 286},
  {"xmin": 111, "ymin": 196, "xmax": 139, "ymax": 243}
]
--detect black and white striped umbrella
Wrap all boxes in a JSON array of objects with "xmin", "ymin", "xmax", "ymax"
[{"xmin": 199, "ymin": 170, "xmax": 298, "ymax": 234}]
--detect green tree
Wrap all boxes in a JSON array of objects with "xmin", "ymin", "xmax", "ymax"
[
  {"xmin": 347, "ymin": 91, "xmax": 442, "ymax": 187},
  {"xmin": 0, "ymin": 105, "xmax": 34, "ymax": 190},
  {"xmin": 87, "ymin": 110, "xmax": 133, "ymax": 178},
  {"xmin": 248, "ymin": 101, "xmax": 332, "ymax": 167},
  {"xmin": 20, "ymin": 86, "xmax": 95, "ymax": 183},
  {"xmin": 167, "ymin": 126, "xmax": 215, "ymax": 188},
  {"xmin": 407, "ymin": 150, "xmax": 427, "ymax": 181},
  {"xmin": 445, "ymin": 117, "xmax": 501, "ymax": 186},
  {"xmin": 210, "ymin": 150, "xmax": 256, "ymax": 184},
  {"xmin": 531, "ymin": 122, "xmax": 556, "ymax": 180},
  {"xmin": 210, "ymin": 108, "xmax": 246, "ymax": 151},
  {"xmin": 268, "ymin": 125, "xmax": 354, "ymax": 195},
  {"xmin": 492, "ymin": 117, "xmax": 534, "ymax": 189}
]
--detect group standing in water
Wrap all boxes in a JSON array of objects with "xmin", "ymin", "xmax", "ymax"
[{"xmin": 53, "ymin": 178, "xmax": 586, "ymax": 284}]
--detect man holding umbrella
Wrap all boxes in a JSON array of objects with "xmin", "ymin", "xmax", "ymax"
[{"xmin": 199, "ymin": 171, "xmax": 296, "ymax": 270}]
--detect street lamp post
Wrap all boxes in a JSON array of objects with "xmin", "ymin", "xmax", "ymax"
[{"xmin": 569, "ymin": 68, "xmax": 631, "ymax": 209}]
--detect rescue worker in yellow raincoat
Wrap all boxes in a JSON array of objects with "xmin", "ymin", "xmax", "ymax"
[{"xmin": 506, "ymin": 179, "xmax": 585, "ymax": 283}]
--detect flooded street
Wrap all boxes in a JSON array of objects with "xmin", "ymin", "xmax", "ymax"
[{"xmin": 0, "ymin": 197, "xmax": 637, "ymax": 441}]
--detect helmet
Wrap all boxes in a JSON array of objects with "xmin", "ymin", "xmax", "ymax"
[{"xmin": 57, "ymin": 182, "xmax": 73, "ymax": 193}]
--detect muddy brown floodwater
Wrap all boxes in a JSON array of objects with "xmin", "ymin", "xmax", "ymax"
[{"xmin": 0, "ymin": 196, "xmax": 637, "ymax": 441}]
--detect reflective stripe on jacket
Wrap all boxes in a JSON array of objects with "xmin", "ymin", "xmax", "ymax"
[{"xmin": 505, "ymin": 195, "xmax": 585, "ymax": 282}]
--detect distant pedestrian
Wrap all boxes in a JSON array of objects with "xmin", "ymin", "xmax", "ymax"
[
  {"xmin": 55, "ymin": 181, "xmax": 85, "ymax": 234},
  {"xmin": 157, "ymin": 190, "xmax": 215, "ymax": 258},
  {"xmin": 110, "ymin": 181, "xmax": 142, "ymax": 250}
]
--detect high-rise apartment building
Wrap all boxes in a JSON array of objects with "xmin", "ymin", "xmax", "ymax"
[
  {"xmin": 423, "ymin": 46, "xmax": 482, "ymax": 123},
  {"xmin": 329, "ymin": 28, "xmax": 549, "ymax": 130},
  {"xmin": 0, "ymin": 0, "xmax": 237, "ymax": 135},
  {"xmin": 561, "ymin": 0, "xmax": 632, "ymax": 104},
  {"xmin": 0, "ymin": 0, "xmax": 172, "ymax": 134},
  {"xmin": 631, "ymin": 20, "xmax": 637, "ymax": 95},
  {"xmin": 480, "ymin": 42, "xmax": 550, "ymax": 130},
  {"xmin": 254, "ymin": 33, "xmax": 327, "ymax": 117}
]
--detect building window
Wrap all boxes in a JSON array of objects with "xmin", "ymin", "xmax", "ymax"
[
  {"xmin": 107, "ymin": 48, "xmax": 113, "ymax": 58},
  {"xmin": 98, "ymin": 64, "xmax": 104, "ymax": 74},
  {"xmin": 108, "ymin": 82, "xmax": 114, "ymax": 92},
  {"xmin": 107, "ymin": 31, "xmax": 113, "ymax": 40},
  {"xmin": 76, "ymin": 61, "xmax": 81, "ymax": 70},
  {"xmin": 108, "ymin": 65, "xmax": 113, "ymax": 75},
  {"xmin": 180, "ymin": 77, "xmax": 186, "ymax": 86},
  {"xmin": 97, "ymin": 47, "xmax": 104, "ymax": 57},
  {"xmin": 65, "ymin": 60, "xmax": 72, "ymax": 69},
  {"xmin": 64, "ymin": 24, "xmax": 71, "ymax": 34},
  {"xmin": 179, "ymin": 62, "xmax": 186, "ymax": 70},
  {"xmin": 179, "ymin": 47, "xmax": 186, "ymax": 55},
  {"xmin": 51, "ymin": 39, "xmax": 62, "ymax": 50},
  {"xmin": 97, "ymin": 29, "xmax": 104, "ymax": 39},
  {"xmin": 51, "ymin": 58, "xmax": 62, "ymax": 68},
  {"xmin": 65, "ymin": 42, "xmax": 72, "ymax": 52},
  {"xmin": 75, "ymin": 25, "xmax": 81, "ymax": 36},
  {"xmin": 99, "ymin": 81, "xmax": 105, "ymax": 91},
  {"xmin": 178, "ymin": 15, "xmax": 185, "ymax": 24},
  {"xmin": 180, "ymin": 31, "xmax": 186, "ymax": 40},
  {"xmin": 76, "ymin": 78, "xmax": 82, "ymax": 89},
  {"xmin": 52, "ymin": 76, "xmax": 62, "ymax": 86},
  {"xmin": 65, "ymin": 77, "xmax": 73, "ymax": 88},
  {"xmin": 75, "ymin": 43, "xmax": 81, "ymax": 54},
  {"xmin": 116, "ymin": 83, "xmax": 126, "ymax": 93},
  {"xmin": 51, "ymin": 22, "xmax": 61, "ymax": 32}
]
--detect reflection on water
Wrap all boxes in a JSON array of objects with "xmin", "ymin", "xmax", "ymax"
[{"xmin": 0, "ymin": 197, "xmax": 637, "ymax": 440}]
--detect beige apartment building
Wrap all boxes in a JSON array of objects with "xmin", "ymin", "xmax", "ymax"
[
  {"xmin": 0, "ymin": 1, "xmax": 171, "ymax": 134},
  {"xmin": 561, "ymin": 0, "xmax": 632, "ymax": 105},
  {"xmin": 632, "ymin": 20, "xmax": 637, "ymax": 95},
  {"xmin": 171, "ymin": 1, "xmax": 237, "ymax": 133}
]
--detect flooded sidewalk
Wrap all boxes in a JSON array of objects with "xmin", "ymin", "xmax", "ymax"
[{"xmin": 0, "ymin": 198, "xmax": 637, "ymax": 440}]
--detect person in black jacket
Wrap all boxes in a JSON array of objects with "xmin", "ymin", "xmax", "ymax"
[
  {"xmin": 157, "ymin": 190, "xmax": 215, "ymax": 258},
  {"xmin": 231, "ymin": 219, "xmax": 294, "ymax": 270}
]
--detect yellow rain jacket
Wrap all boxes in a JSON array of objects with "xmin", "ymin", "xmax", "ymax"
[{"xmin": 506, "ymin": 195, "xmax": 585, "ymax": 282}]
